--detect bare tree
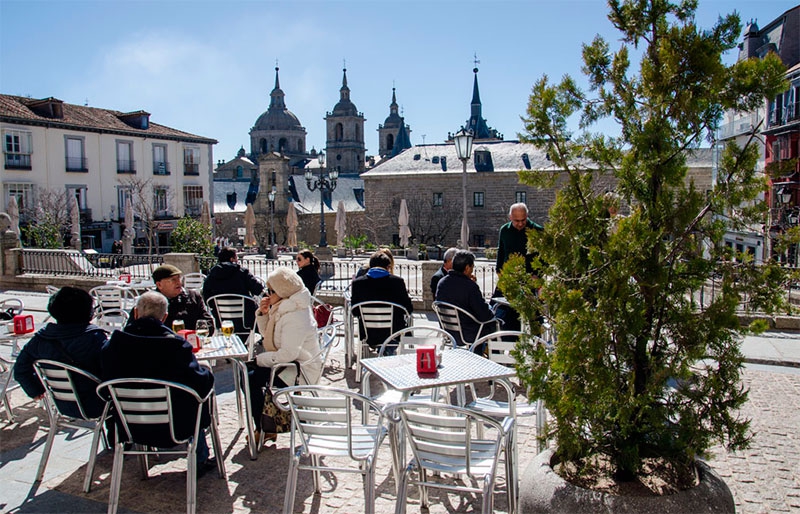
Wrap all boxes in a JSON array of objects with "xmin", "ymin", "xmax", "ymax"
[
  {"xmin": 21, "ymin": 188, "xmax": 73, "ymax": 248},
  {"xmin": 118, "ymin": 176, "xmax": 174, "ymax": 254},
  {"xmin": 403, "ymin": 195, "xmax": 460, "ymax": 245}
]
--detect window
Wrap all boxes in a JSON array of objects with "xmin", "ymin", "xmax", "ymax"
[
  {"xmin": 473, "ymin": 234, "xmax": 485, "ymax": 247},
  {"xmin": 433, "ymin": 192, "xmax": 443, "ymax": 207},
  {"xmin": 4, "ymin": 129, "xmax": 32, "ymax": 169},
  {"xmin": 515, "ymin": 191, "xmax": 527, "ymax": 204},
  {"xmin": 116, "ymin": 140, "xmax": 135, "ymax": 173},
  {"xmin": 183, "ymin": 147, "xmax": 200, "ymax": 175},
  {"xmin": 183, "ymin": 185, "xmax": 203, "ymax": 216},
  {"xmin": 236, "ymin": 165, "xmax": 243, "ymax": 178},
  {"xmin": 473, "ymin": 191, "xmax": 485, "ymax": 207},
  {"xmin": 153, "ymin": 144, "xmax": 169, "ymax": 175},
  {"xmin": 474, "ymin": 149, "xmax": 494, "ymax": 172},
  {"xmin": 5, "ymin": 182, "xmax": 35, "ymax": 217},
  {"xmin": 153, "ymin": 186, "xmax": 170, "ymax": 217},
  {"xmin": 65, "ymin": 136, "xmax": 87, "ymax": 172}
]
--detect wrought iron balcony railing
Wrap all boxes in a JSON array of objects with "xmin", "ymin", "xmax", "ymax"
[{"xmin": 4, "ymin": 152, "xmax": 32, "ymax": 170}]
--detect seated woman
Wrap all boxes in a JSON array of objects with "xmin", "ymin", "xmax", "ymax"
[
  {"xmin": 247, "ymin": 267, "xmax": 319, "ymax": 444},
  {"xmin": 295, "ymin": 250, "xmax": 321, "ymax": 294}
]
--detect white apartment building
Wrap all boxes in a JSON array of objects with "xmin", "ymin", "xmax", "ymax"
[{"xmin": 1, "ymin": 95, "xmax": 216, "ymax": 252}]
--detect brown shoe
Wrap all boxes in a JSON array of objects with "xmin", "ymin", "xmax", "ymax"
[{"xmin": 263, "ymin": 432, "xmax": 278, "ymax": 443}]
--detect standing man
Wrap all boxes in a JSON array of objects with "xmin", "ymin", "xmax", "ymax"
[
  {"xmin": 146, "ymin": 264, "xmax": 215, "ymax": 332},
  {"xmin": 102, "ymin": 292, "xmax": 217, "ymax": 474},
  {"xmin": 430, "ymin": 247, "xmax": 458, "ymax": 296},
  {"xmin": 494, "ymin": 203, "xmax": 543, "ymax": 331}
]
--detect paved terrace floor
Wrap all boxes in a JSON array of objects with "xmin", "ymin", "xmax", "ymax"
[{"xmin": 1, "ymin": 291, "xmax": 799, "ymax": 513}]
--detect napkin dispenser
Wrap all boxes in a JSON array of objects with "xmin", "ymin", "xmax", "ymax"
[
  {"xmin": 178, "ymin": 329, "xmax": 201, "ymax": 352},
  {"xmin": 118, "ymin": 273, "xmax": 132, "ymax": 283},
  {"xmin": 416, "ymin": 345, "xmax": 439, "ymax": 374},
  {"xmin": 13, "ymin": 314, "xmax": 35, "ymax": 335}
]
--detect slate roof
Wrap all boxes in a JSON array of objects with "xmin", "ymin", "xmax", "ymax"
[
  {"xmin": 291, "ymin": 175, "xmax": 365, "ymax": 214},
  {"xmin": 213, "ymin": 180, "xmax": 253, "ymax": 214},
  {"xmin": 0, "ymin": 94, "xmax": 217, "ymax": 144},
  {"xmin": 366, "ymin": 141, "xmax": 714, "ymax": 177}
]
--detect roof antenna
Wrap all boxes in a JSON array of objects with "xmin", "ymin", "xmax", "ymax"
[{"xmin": 421, "ymin": 134, "xmax": 427, "ymax": 157}]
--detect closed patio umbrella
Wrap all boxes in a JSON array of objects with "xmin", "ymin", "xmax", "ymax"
[
  {"xmin": 335, "ymin": 200, "xmax": 347, "ymax": 247},
  {"xmin": 460, "ymin": 217, "xmax": 469, "ymax": 250},
  {"xmin": 70, "ymin": 195, "xmax": 81, "ymax": 250},
  {"xmin": 286, "ymin": 204, "xmax": 298, "ymax": 249},
  {"xmin": 122, "ymin": 197, "xmax": 134, "ymax": 254},
  {"xmin": 244, "ymin": 204, "xmax": 257, "ymax": 247},
  {"xmin": 7, "ymin": 195, "xmax": 20, "ymax": 238},
  {"xmin": 399, "ymin": 198, "xmax": 412, "ymax": 248},
  {"xmin": 200, "ymin": 200, "xmax": 211, "ymax": 226}
]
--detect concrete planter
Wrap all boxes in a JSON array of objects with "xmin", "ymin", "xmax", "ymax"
[{"xmin": 519, "ymin": 449, "xmax": 734, "ymax": 514}]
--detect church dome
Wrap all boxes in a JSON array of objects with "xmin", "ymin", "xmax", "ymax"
[
  {"xmin": 332, "ymin": 68, "xmax": 359, "ymax": 116},
  {"xmin": 253, "ymin": 108, "xmax": 302, "ymax": 131}
]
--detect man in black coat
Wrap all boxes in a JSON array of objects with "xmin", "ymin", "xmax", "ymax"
[
  {"xmin": 351, "ymin": 250, "xmax": 414, "ymax": 351},
  {"xmin": 102, "ymin": 291, "xmax": 216, "ymax": 470},
  {"xmin": 133, "ymin": 264, "xmax": 215, "ymax": 333},
  {"xmin": 202, "ymin": 247, "xmax": 264, "ymax": 332},
  {"xmin": 14, "ymin": 287, "xmax": 108, "ymax": 418},
  {"xmin": 436, "ymin": 250, "xmax": 497, "ymax": 347},
  {"xmin": 430, "ymin": 247, "xmax": 458, "ymax": 297}
]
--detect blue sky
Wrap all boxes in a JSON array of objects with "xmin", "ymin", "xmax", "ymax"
[{"xmin": 1, "ymin": 0, "xmax": 797, "ymax": 162}]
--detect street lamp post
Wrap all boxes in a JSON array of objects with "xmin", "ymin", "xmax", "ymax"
[
  {"xmin": 453, "ymin": 128, "xmax": 474, "ymax": 249},
  {"xmin": 305, "ymin": 152, "xmax": 339, "ymax": 248},
  {"xmin": 268, "ymin": 186, "xmax": 276, "ymax": 246}
]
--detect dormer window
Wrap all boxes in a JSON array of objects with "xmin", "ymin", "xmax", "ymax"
[{"xmin": 474, "ymin": 148, "xmax": 494, "ymax": 172}]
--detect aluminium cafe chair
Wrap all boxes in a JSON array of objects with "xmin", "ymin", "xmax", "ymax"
[
  {"xmin": 387, "ymin": 401, "xmax": 516, "ymax": 514},
  {"xmin": 32, "ymin": 359, "xmax": 111, "ymax": 493},
  {"xmin": 183, "ymin": 272, "xmax": 206, "ymax": 293},
  {"xmin": 432, "ymin": 300, "xmax": 502, "ymax": 348},
  {"xmin": 350, "ymin": 301, "xmax": 411, "ymax": 383},
  {"xmin": 96, "ymin": 378, "xmax": 225, "ymax": 514},
  {"xmin": 93, "ymin": 308, "xmax": 130, "ymax": 332},
  {"xmin": 205, "ymin": 293, "xmax": 259, "ymax": 339},
  {"xmin": 273, "ymin": 385, "xmax": 388, "ymax": 514}
]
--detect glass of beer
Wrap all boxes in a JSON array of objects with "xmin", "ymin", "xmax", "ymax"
[
  {"xmin": 221, "ymin": 320, "xmax": 234, "ymax": 347},
  {"xmin": 172, "ymin": 319, "xmax": 185, "ymax": 333}
]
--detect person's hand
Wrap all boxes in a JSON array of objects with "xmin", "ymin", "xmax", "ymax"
[
  {"xmin": 469, "ymin": 273, "xmax": 477, "ymax": 282},
  {"xmin": 34, "ymin": 393, "xmax": 45, "ymax": 401},
  {"xmin": 258, "ymin": 296, "xmax": 270, "ymax": 314}
]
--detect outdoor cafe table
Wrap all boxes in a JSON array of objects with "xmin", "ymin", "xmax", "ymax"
[
  {"xmin": 194, "ymin": 334, "xmax": 258, "ymax": 460},
  {"xmin": 360, "ymin": 349, "xmax": 517, "ymax": 488}
]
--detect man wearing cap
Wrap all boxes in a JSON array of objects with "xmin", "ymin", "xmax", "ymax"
[{"xmin": 148, "ymin": 264, "xmax": 214, "ymax": 332}]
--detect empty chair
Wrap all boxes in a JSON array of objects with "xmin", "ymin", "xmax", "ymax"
[
  {"xmin": 89, "ymin": 285, "xmax": 130, "ymax": 316},
  {"xmin": 93, "ymin": 309, "xmax": 130, "ymax": 332},
  {"xmin": 388, "ymin": 401, "xmax": 516, "ymax": 514},
  {"xmin": 182, "ymin": 272, "xmax": 206, "ymax": 292},
  {"xmin": 273, "ymin": 385, "xmax": 388, "ymax": 514},
  {"xmin": 432, "ymin": 300, "xmax": 501, "ymax": 348},
  {"xmin": 97, "ymin": 378, "xmax": 225, "ymax": 514},
  {"xmin": 351, "ymin": 301, "xmax": 411, "ymax": 382},
  {"xmin": 33, "ymin": 359, "xmax": 111, "ymax": 492},
  {"xmin": 0, "ymin": 297, "xmax": 24, "ymax": 317},
  {"xmin": 205, "ymin": 293, "xmax": 259, "ymax": 338}
]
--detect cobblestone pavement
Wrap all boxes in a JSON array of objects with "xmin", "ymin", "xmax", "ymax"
[
  {"xmin": 707, "ymin": 365, "xmax": 800, "ymax": 514},
  {"xmin": 1, "ymin": 305, "xmax": 799, "ymax": 512}
]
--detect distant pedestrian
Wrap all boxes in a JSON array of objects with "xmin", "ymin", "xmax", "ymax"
[{"xmin": 295, "ymin": 250, "xmax": 321, "ymax": 294}]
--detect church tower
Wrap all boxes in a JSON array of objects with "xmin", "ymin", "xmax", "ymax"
[
  {"xmin": 325, "ymin": 68, "xmax": 366, "ymax": 174},
  {"xmin": 377, "ymin": 87, "xmax": 412, "ymax": 158},
  {"xmin": 249, "ymin": 66, "xmax": 307, "ymax": 164},
  {"xmin": 450, "ymin": 66, "xmax": 503, "ymax": 141}
]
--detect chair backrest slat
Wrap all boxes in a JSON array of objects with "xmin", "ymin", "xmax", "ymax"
[{"xmin": 34, "ymin": 359, "xmax": 104, "ymax": 422}]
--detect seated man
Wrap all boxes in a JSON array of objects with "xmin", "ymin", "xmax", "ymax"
[
  {"xmin": 14, "ymin": 286, "xmax": 108, "ymax": 418},
  {"xmin": 351, "ymin": 250, "xmax": 413, "ymax": 353},
  {"xmin": 142, "ymin": 264, "xmax": 215, "ymax": 332},
  {"xmin": 102, "ymin": 291, "xmax": 216, "ymax": 473},
  {"xmin": 202, "ymin": 247, "xmax": 264, "ymax": 333},
  {"xmin": 430, "ymin": 247, "xmax": 458, "ymax": 296},
  {"xmin": 435, "ymin": 250, "xmax": 497, "ymax": 347}
]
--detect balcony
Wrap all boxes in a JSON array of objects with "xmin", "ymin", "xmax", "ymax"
[
  {"xmin": 153, "ymin": 161, "xmax": 170, "ymax": 175},
  {"xmin": 154, "ymin": 210, "xmax": 173, "ymax": 220},
  {"xmin": 117, "ymin": 159, "xmax": 136, "ymax": 174},
  {"xmin": 185, "ymin": 206, "xmax": 202, "ymax": 217},
  {"xmin": 184, "ymin": 163, "xmax": 199, "ymax": 175},
  {"xmin": 4, "ymin": 152, "xmax": 32, "ymax": 170},
  {"xmin": 65, "ymin": 156, "xmax": 88, "ymax": 172}
]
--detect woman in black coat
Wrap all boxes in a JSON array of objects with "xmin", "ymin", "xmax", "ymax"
[{"xmin": 295, "ymin": 250, "xmax": 321, "ymax": 294}]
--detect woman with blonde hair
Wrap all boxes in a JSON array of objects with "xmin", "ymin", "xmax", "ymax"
[{"xmin": 247, "ymin": 267, "xmax": 319, "ymax": 443}]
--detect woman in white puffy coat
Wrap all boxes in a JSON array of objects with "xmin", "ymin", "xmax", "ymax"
[{"xmin": 247, "ymin": 267, "xmax": 320, "ymax": 441}]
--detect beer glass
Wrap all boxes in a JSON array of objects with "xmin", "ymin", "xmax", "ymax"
[
  {"xmin": 172, "ymin": 319, "xmax": 185, "ymax": 333},
  {"xmin": 195, "ymin": 320, "xmax": 210, "ymax": 349},
  {"xmin": 221, "ymin": 320, "xmax": 234, "ymax": 347}
]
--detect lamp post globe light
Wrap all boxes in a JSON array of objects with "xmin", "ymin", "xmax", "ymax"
[
  {"xmin": 453, "ymin": 128, "xmax": 474, "ymax": 249},
  {"xmin": 305, "ymin": 152, "xmax": 339, "ymax": 248}
]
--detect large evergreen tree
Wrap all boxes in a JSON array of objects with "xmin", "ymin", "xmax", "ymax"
[{"xmin": 501, "ymin": 0, "xmax": 788, "ymax": 483}]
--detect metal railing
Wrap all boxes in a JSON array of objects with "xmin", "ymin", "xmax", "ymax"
[
  {"xmin": 21, "ymin": 249, "xmax": 162, "ymax": 280},
  {"xmin": 116, "ymin": 159, "xmax": 136, "ymax": 173},
  {"xmin": 65, "ymin": 156, "xmax": 88, "ymax": 172},
  {"xmin": 4, "ymin": 152, "xmax": 31, "ymax": 169}
]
